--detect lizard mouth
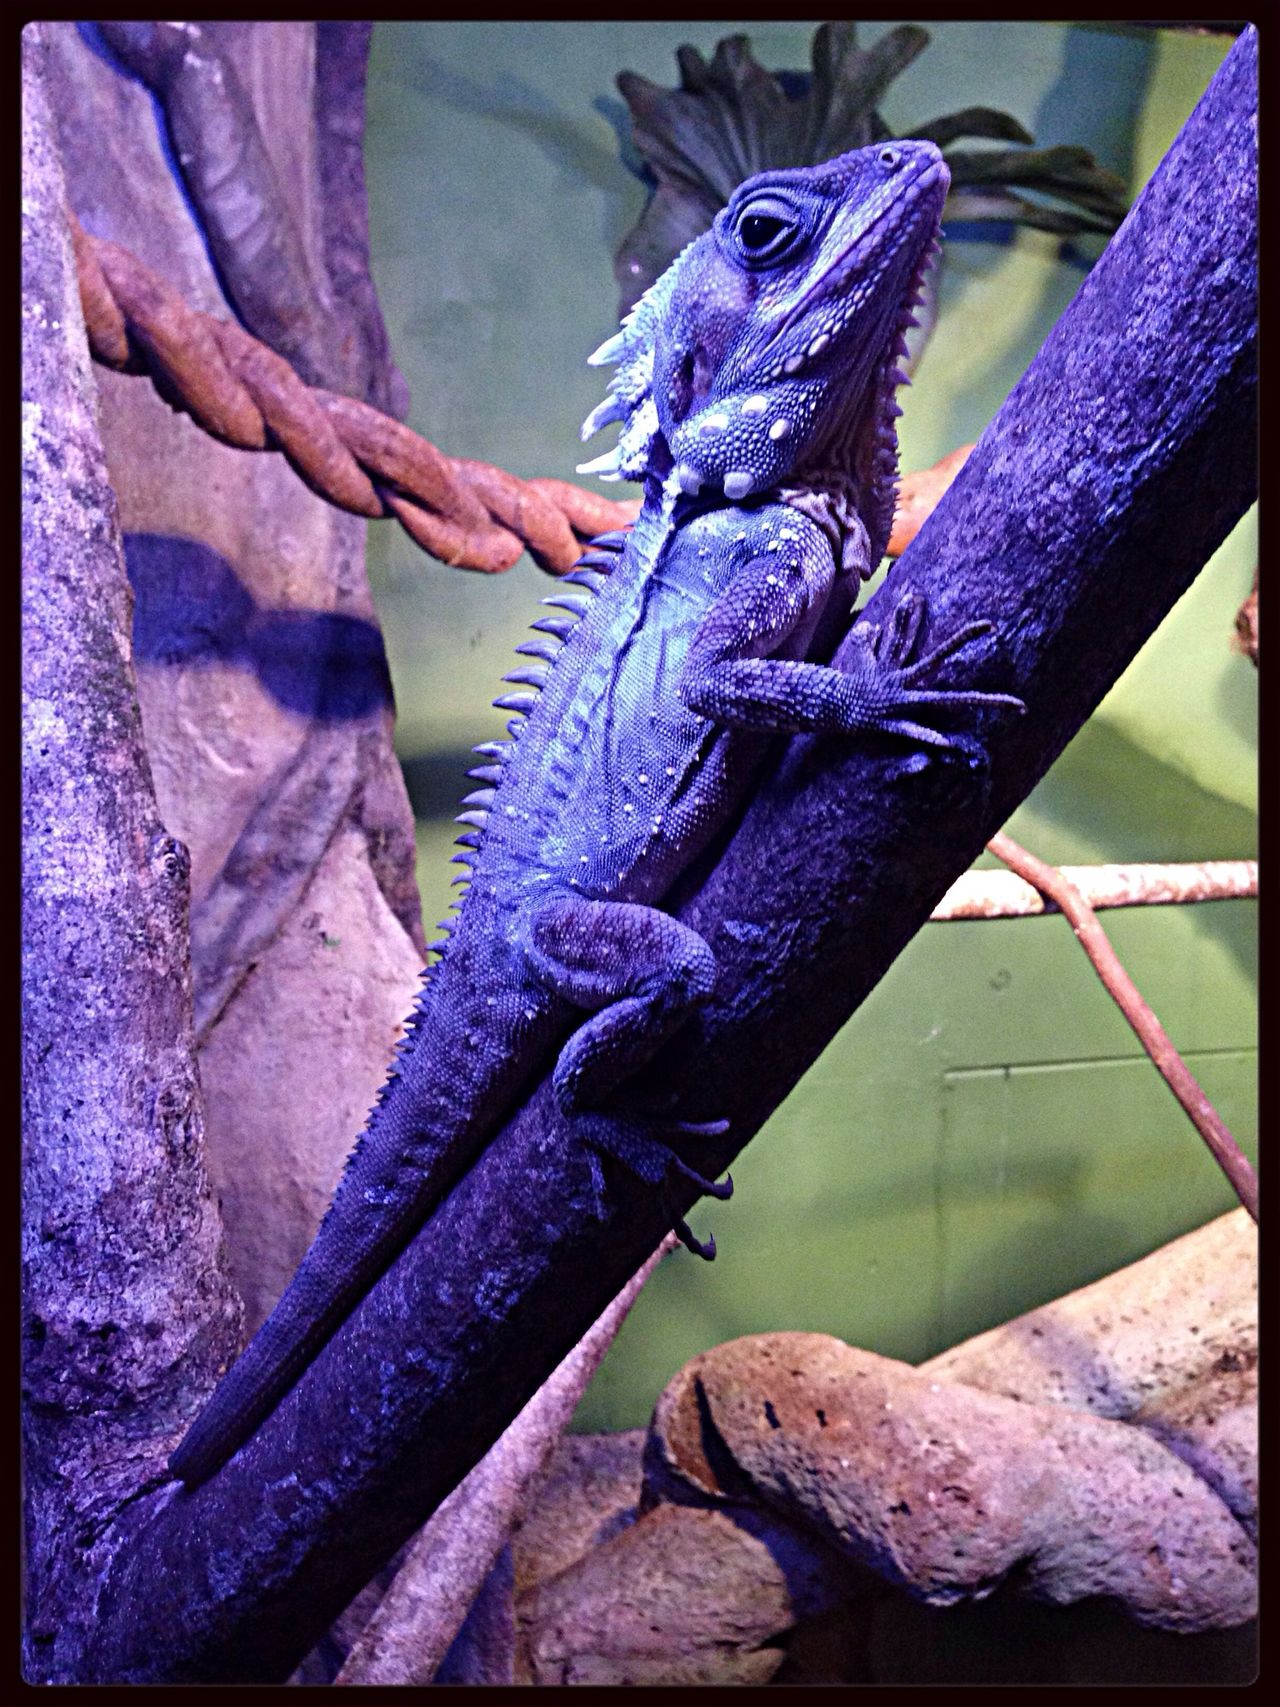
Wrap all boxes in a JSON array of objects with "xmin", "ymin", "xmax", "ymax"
[{"xmin": 751, "ymin": 155, "xmax": 949, "ymax": 384}]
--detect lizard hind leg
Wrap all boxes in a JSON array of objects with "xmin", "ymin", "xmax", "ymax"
[
  {"xmin": 529, "ymin": 895, "xmax": 718, "ymax": 1112},
  {"xmin": 528, "ymin": 894, "xmax": 731, "ymax": 1220}
]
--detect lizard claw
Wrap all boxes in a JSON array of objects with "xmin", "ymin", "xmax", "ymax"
[
  {"xmin": 570, "ymin": 1111, "xmax": 734, "ymax": 1220},
  {"xmin": 665, "ymin": 1116, "xmax": 731, "ymax": 1139},
  {"xmin": 671, "ymin": 1157, "xmax": 734, "ymax": 1199},
  {"xmin": 675, "ymin": 1219, "xmax": 717, "ymax": 1261},
  {"xmin": 840, "ymin": 591, "xmax": 1024, "ymax": 764}
]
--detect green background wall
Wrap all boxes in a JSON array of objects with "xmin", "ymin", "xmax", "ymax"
[{"xmin": 362, "ymin": 22, "xmax": 1256, "ymax": 1431}]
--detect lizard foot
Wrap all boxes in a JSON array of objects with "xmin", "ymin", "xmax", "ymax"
[
  {"xmin": 569, "ymin": 1111, "xmax": 732, "ymax": 1262},
  {"xmin": 838, "ymin": 590, "xmax": 1025, "ymax": 765},
  {"xmin": 571, "ymin": 1111, "xmax": 732, "ymax": 1197},
  {"xmin": 674, "ymin": 1219, "xmax": 717, "ymax": 1261},
  {"xmin": 678, "ymin": 554, "xmax": 1021, "ymax": 769}
]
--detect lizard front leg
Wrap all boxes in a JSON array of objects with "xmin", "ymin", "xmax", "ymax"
[
  {"xmin": 526, "ymin": 895, "xmax": 731, "ymax": 1250},
  {"xmin": 679, "ymin": 527, "xmax": 1023, "ymax": 757}
]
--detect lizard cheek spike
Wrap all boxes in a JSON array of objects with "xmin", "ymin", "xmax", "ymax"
[{"xmin": 168, "ymin": 138, "xmax": 1023, "ymax": 1491}]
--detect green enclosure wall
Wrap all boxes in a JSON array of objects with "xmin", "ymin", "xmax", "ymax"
[{"xmin": 363, "ymin": 21, "xmax": 1256, "ymax": 1432}]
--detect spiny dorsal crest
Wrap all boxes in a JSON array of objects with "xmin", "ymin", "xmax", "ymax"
[{"xmin": 577, "ymin": 239, "xmax": 697, "ymax": 481}]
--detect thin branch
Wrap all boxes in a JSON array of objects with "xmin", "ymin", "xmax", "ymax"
[
  {"xmin": 334, "ymin": 1236, "xmax": 677, "ymax": 1686},
  {"xmin": 932, "ymin": 858, "xmax": 1256, "ymax": 920},
  {"xmin": 987, "ymin": 832, "xmax": 1257, "ymax": 1222},
  {"xmin": 1233, "ymin": 570, "xmax": 1257, "ymax": 665}
]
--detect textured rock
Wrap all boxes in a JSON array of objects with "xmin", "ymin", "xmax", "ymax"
[
  {"xmin": 513, "ymin": 1430, "xmax": 647, "ymax": 1604},
  {"xmin": 926, "ymin": 1208, "xmax": 1257, "ymax": 1418},
  {"xmin": 514, "ymin": 1213, "xmax": 1256, "ymax": 1684},
  {"xmin": 521, "ymin": 1502, "xmax": 852, "ymax": 1686},
  {"xmin": 651, "ymin": 1332, "xmax": 1254, "ymax": 1629},
  {"xmin": 198, "ymin": 823, "xmax": 421, "ymax": 1331}
]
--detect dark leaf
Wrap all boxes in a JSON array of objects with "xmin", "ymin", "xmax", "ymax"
[
  {"xmin": 700, "ymin": 34, "xmax": 800, "ymax": 178},
  {"xmin": 615, "ymin": 182, "xmax": 723, "ymax": 308},
  {"xmin": 945, "ymin": 188, "xmax": 1119, "ymax": 237},
  {"xmin": 810, "ymin": 23, "xmax": 931, "ymax": 161},
  {"xmin": 610, "ymin": 25, "xmax": 1131, "ymax": 313},
  {"xmin": 909, "ymin": 106, "xmax": 1035, "ymax": 148},
  {"xmin": 945, "ymin": 145, "xmax": 1128, "ymax": 227},
  {"xmin": 946, "ymin": 143, "xmax": 1127, "ymax": 198},
  {"xmin": 617, "ymin": 73, "xmax": 745, "ymax": 204}
]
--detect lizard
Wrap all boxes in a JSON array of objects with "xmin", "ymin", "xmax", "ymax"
[{"xmin": 170, "ymin": 138, "xmax": 1022, "ymax": 1486}]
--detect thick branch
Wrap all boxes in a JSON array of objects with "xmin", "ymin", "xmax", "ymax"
[
  {"xmin": 84, "ymin": 29, "xmax": 1257, "ymax": 1683},
  {"xmin": 21, "ymin": 24, "xmax": 242, "ymax": 1682}
]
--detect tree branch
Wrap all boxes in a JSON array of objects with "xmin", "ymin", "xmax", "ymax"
[
  {"xmin": 986, "ymin": 832, "xmax": 1257, "ymax": 1221},
  {"xmin": 932, "ymin": 858, "xmax": 1256, "ymax": 919},
  {"xmin": 334, "ymin": 1236, "xmax": 676, "ymax": 1685},
  {"xmin": 79, "ymin": 27, "xmax": 1256, "ymax": 1683},
  {"xmin": 21, "ymin": 23, "xmax": 242, "ymax": 1680}
]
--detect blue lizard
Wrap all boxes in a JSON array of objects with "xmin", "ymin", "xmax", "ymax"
[{"xmin": 170, "ymin": 139, "xmax": 1021, "ymax": 1485}]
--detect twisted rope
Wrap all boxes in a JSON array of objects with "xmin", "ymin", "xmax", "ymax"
[
  {"xmin": 70, "ymin": 215, "xmax": 639, "ymax": 575},
  {"xmin": 71, "ymin": 215, "xmax": 973, "ymax": 575}
]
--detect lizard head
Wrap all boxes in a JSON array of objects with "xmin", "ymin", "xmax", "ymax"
[{"xmin": 580, "ymin": 141, "xmax": 949, "ymax": 556}]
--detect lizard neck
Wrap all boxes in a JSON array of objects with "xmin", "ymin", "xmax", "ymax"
[
  {"xmin": 627, "ymin": 467, "xmax": 686, "ymax": 578},
  {"xmin": 776, "ymin": 475, "xmax": 873, "ymax": 584}
]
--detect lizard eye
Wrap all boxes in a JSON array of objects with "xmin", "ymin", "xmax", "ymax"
[
  {"xmin": 730, "ymin": 197, "xmax": 802, "ymax": 265},
  {"xmin": 739, "ymin": 214, "xmax": 788, "ymax": 251}
]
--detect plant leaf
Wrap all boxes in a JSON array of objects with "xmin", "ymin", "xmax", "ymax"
[
  {"xmin": 609, "ymin": 25, "xmax": 1132, "ymax": 313},
  {"xmin": 809, "ymin": 23, "xmax": 931, "ymax": 161},
  {"xmin": 909, "ymin": 106, "xmax": 1034, "ymax": 148},
  {"xmin": 613, "ymin": 181, "xmax": 723, "ymax": 309},
  {"xmin": 945, "ymin": 188, "xmax": 1119, "ymax": 237}
]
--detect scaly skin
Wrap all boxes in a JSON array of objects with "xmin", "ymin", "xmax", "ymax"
[{"xmin": 170, "ymin": 140, "xmax": 1021, "ymax": 1486}]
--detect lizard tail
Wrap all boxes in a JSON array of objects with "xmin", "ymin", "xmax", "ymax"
[
  {"xmin": 170, "ymin": 1030, "xmax": 477, "ymax": 1484},
  {"xmin": 169, "ymin": 977, "xmax": 544, "ymax": 1486},
  {"xmin": 167, "ymin": 1238, "xmax": 372, "ymax": 1485}
]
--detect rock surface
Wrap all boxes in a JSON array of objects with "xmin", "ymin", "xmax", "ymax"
[{"xmin": 514, "ymin": 1211, "xmax": 1257, "ymax": 1685}]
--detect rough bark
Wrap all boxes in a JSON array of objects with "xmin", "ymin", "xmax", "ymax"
[
  {"xmin": 47, "ymin": 26, "xmax": 1258, "ymax": 1685},
  {"xmin": 20, "ymin": 23, "xmax": 242, "ymax": 1680},
  {"xmin": 23, "ymin": 17, "xmax": 422, "ymax": 1681},
  {"xmin": 41, "ymin": 20, "xmax": 424, "ymax": 1340}
]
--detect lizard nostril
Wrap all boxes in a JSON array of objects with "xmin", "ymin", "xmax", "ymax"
[{"xmin": 879, "ymin": 146, "xmax": 901, "ymax": 170}]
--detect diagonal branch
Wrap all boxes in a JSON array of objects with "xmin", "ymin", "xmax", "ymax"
[
  {"xmin": 334, "ymin": 1236, "xmax": 677, "ymax": 1685},
  {"xmin": 986, "ymin": 832, "xmax": 1257, "ymax": 1222},
  {"xmin": 79, "ymin": 27, "xmax": 1257, "ymax": 1685}
]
